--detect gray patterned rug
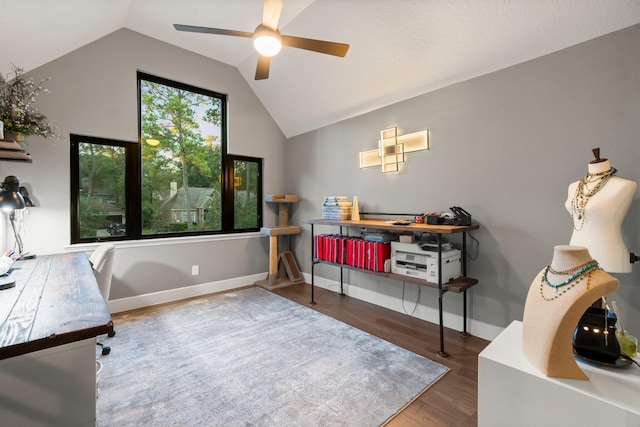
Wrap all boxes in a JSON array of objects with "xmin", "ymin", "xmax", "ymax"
[{"xmin": 96, "ymin": 287, "xmax": 448, "ymax": 426}]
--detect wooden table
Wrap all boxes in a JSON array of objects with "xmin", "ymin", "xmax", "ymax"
[
  {"xmin": 305, "ymin": 218, "xmax": 480, "ymax": 357},
  {"xmin": 0, "ymin": 252, "xmax": 112, "ymax": 426}
]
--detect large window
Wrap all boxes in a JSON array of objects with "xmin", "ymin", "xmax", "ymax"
[{"xmin": 70, "ymin": 73, "xmax": 262, "ymax": 243}]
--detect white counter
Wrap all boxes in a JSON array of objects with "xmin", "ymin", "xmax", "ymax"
[{"xmin": 478, "ymin": 320, "xmax": 640, "ymax": 427}]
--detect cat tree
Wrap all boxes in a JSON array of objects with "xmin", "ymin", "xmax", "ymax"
[{"xmin": 255, "ymin": 194, "xmax": 303, "ymax": 290}]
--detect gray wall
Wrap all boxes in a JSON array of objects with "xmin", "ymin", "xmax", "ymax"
[
  {"xmin": 2, "ymin": 25, "xmax": 638, "ymax": 336},
  {"xmin": 286, "ymin": 25, "xmax": 640, "ymax": 337},
  {"xmin": 0, "ymin": 29, "xmax": 286, "ymax": 300}
]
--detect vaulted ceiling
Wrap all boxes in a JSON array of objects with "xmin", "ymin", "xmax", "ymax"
[{"xmin": 2, "ymin": 0, "xmax": 639, "ymax": 137}]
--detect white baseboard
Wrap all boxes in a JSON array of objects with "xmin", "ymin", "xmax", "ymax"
[
  {"xmin": 304, "ymin": 272, "xmax": 503, "ymax": 342},
  {"xmin": 107, "ymin": 271, "xmax": 503, "ymax": 342},
  {"xmin": 107, "ymin": 273, "xmax": 267, "ymax": 314}
]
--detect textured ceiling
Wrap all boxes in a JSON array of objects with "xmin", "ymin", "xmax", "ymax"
[{"xmin": 1, "ymin": 0, "xmax": 640, "ymax": 137}]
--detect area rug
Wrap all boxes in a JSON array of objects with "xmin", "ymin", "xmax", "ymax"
[{"xmin": 97, "ymin": 287, "xmax": 448, "ymax": 426}]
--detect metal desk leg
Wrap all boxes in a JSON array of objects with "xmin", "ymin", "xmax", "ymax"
[
  {"xmin": 339, "ymin": 226, "xmax": 345, "ymax": 295},
  {"xmin": 460, "ymin": 231, "xmax": 470, "ymax": 336},
  {"xmin": 436, "ymin": 234, "xmax": 448, "ymax": 357},
  {"xmin": 310, "ymin": 224, "xmax": 316, "ymax": 304},
  {"xmin": 462, "ymin": 232, "xmax": 468, "ymax": 275},
  {"xmin": 461, "ymin": 290, "xmax": 470, "ymax": 337},
  {"xmin": 310, "ymin": 262, "xmax": 316, "ymax": 304},
  {"xmin": 437, "ymin": 289, "xmax": 448, "ymax": 357}
]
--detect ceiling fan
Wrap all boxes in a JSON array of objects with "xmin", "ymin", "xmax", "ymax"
[{"xmin": 174, "ymin": 0, "xmax": 349, "ymax": 80}]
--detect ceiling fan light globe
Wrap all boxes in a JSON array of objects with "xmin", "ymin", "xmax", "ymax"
[{"xmin": 254, "ymin": 35, "xmax": 281, "ymax": 57}]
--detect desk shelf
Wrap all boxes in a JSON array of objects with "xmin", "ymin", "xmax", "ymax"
[
  {"xmin": 305, "ymin": 218, "xmax": 480, "ymax": 357},
  {"xmin": 312, "ymin": 259, "xmax": 478, "ymax": 293},
  {"xmin": 308, "ymin": 218, "xmax": 479, "ymax": 234}
]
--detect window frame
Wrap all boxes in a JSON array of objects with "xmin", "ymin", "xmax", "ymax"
[
  {"xmin": 69, "ymin": 73, "xmax": 263, "ymax": 244},
  {"xmin": 225, "ymin": 154, "xmax": 263, "ymax": 231},
  {"xmin": 70, "ymin": 134, "xmax": 140, "ymax": 243}
]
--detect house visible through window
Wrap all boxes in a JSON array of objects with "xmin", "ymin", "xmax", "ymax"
[
  {"xmin": 70, "ymin": 137, "xmax": 132, "ymax": 241},
  {"xmin": 231, "ymin": 156, "xmax": 260, "ymax": 230},
  {"xmin": 69, "ymin": 72, "xmax": 262, "ymax": 243}
]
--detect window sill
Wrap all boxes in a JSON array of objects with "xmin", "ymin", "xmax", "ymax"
[{"xmin": 65, "ymin": 231, "xmax": 263, "ymax": 252}]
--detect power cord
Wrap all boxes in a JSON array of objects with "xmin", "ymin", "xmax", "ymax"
[
  {"xmin": 467, "ymin": 231, "xmax": 479, "ymax": 261},
  {"xmin": 326, "ymin": 282, "xmax": 345, "ymax": 294},
  {"xmin": 401, "ymin": 281, "xmax": 421, "ymax": 316},
  {"xmin": 623, "ymin": 354, "xmax": 640, "ymax": 368}
]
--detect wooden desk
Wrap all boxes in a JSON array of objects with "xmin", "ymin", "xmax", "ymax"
[{"xmin": 0, "ymin": 252, "xmax": 112, "ymax": 426}]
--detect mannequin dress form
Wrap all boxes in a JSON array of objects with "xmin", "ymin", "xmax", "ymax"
[
  {"xmin": 522, "ymin": 245, "xmax": 618, "ymax": 380},
  {"xmin": 565, "ymin": 149, "xmax": 637, "ymax": 273}
]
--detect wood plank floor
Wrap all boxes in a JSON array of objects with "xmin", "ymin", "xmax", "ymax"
[{"xmin": 273, "ymin": 283, "xmax": 490, "ymax": 427}]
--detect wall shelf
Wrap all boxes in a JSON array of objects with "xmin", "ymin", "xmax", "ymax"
[{"xmin": 0, "ymin": 139, "xmax": 32, "ymax": 162}]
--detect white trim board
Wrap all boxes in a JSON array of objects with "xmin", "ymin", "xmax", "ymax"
[
  {"xmin": 304, "ymin": 273, "xmax": 503, "ymax": 342},
  {"xmin": 106, "ymin": 271, "xmax": 503, "ymax": 342},
  {"xmin": 107, "ymin": 273, "xmax": 266, "ymax": 314}
]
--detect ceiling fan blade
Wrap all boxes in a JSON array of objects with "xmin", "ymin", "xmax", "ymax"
[
  {"xmin": 262, "ymin": 0, "xmax": 283, "ymax": 30},
  {"xmin": 255, "ymin": 55, "xmax": 271, "ymax": 80},
  {"xmin": 174, "ymin": 24, "xmax": 253, "ymax": 38},
  {"xmin": 281, "ymin": 35, "xmax": 349, "ymax": 57}
]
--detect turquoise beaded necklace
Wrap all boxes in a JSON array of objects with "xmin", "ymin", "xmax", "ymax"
[{"xmin": 539, "ymin": 260, "xmax": 599, "ymax": 301}]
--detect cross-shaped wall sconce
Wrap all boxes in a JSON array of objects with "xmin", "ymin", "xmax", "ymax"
[{"xmin": 359, "ymin": 127, "xmax": 430, "ymax": 173}]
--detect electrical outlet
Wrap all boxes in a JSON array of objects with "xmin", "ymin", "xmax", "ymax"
[{"xmin": 192, "ymin": 265, "xmax": 199, "ymax": 276}]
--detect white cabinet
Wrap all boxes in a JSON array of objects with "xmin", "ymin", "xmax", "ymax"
[{"xmin": 0, "ymin": 339, "xmax": 97, "ymax": 426}]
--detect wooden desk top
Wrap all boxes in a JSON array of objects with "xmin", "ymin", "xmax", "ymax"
[
  {"xmin": 0, "ymin": 252, "xmax": 113, "ymax": 360},
  {"xmin": 304, "ymin": 218, "xmax": 479, "ymax": 234}
]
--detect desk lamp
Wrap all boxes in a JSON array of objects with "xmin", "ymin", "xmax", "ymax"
[
  {"xmin": 0, "ymin": 176, "xmax": 25, "ymax": 209},
  {"xmin": 0, "ymin": 176, "xmax": 24, "ymax": 288},
  {"xmin": 0, "ymin": 175, "xmax": 36, "ymax": 261},
  {"xmin": 13, "ymin": 186, "xmax": 36, "ymax": 259}
]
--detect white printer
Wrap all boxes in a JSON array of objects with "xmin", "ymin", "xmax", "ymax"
[{"xmin": 391, "ymin": 241, "xmax": 461, "ymax": 283}]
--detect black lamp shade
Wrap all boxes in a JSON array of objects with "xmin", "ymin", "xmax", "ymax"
[
  {"xmin": 0, "ymin": 176, "xmax": 26, "ymax": 210},
  {"xmin": 19, "ymin": 187, "xmax": 35, "ymax": 207}
]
